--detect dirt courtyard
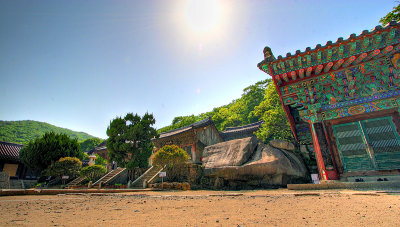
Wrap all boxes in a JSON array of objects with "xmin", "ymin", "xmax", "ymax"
[{"xmin": 0, "ymin": 189, "xmax": 399, "ymax": 226}]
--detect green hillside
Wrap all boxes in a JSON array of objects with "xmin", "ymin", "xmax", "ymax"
[
  {"xmin": 158, "ymin": 79, "xmax": 267, "ymax": 133},
  {"xmin": 0, "ymin": 120, "xmax": 97, "ymax": 144}
]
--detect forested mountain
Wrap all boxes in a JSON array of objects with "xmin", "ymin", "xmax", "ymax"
[{"xmin": 0, "ymin": 120, "xmax": 97, "ymax": 144}]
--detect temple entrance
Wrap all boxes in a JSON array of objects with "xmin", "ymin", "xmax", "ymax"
[{"xmin": 333, "ymin": 116, "xmax": 400, "ymax": 172}]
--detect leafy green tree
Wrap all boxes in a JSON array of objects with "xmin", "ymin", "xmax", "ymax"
[
  {"xmin": 211, "ymin": 80, "xmax": 268, "ymax": 130},
  {"xmin": 380, "ymin": 3, "xmax": 400, "ymax": 25},
  {"xmin": 95, "ymin": 154, "xmax": 107, "ymax": 166},
  {"xmin": 80, "ymin": 165, "xmax": 107, "ymax": 182},
  {"xmin": 43, "ymin": 157, "xmax": 82, "ymax": 178},
  {"xmin": 79, "ymin": 138, "xmax": 103, "ymax": 152},
  {"xmin": 151, "ymin": 145, "xmax": 190, "ymax": 167},
  {"xmin": 157, "ymin": 80, "xmax": 269, "ymax": 133},
  {"xmin": 106, "ymin": 113, "xmax": 158, "ymax": 169},
  {"xmin": 254, "ymin": 81, "xmax": 293, "ymax": 142},
  {"xmin": 152, "ymin": 145, "xmax": 190, "ymax": 182},
  {"xmin": 19, "ymin": 132, "xmax": 84, "ymax": 171}
]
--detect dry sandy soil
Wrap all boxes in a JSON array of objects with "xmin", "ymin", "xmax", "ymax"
[{"xmin": 0, "ymin": 189, "xmax": 399, "ymax": 226}]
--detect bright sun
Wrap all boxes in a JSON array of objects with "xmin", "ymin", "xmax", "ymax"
[{"xmin": 184, "ymin": 0, "xmax": 222, "ymax": 34}]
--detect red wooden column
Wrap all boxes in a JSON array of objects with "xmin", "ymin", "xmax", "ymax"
[
  {"xmin": 192, "ymin": 144, "xmax": 196, "ymax": 162},
  {"xmin": 309, "ymin": 121, "xmax": 339, "ymax": 180}
]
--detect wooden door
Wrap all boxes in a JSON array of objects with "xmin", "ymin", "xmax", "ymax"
[
  {"xmin": 333, "ymin": 116, "xmax": 400, "ymax": 172},
  {"xmin": 361, "ymin": 116, "xmax": 400, "ymax": 170}
]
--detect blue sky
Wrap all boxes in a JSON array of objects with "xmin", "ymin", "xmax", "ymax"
[{"xmin": 0, "ymin": 0, "xmax": 396, "ymax": 138}]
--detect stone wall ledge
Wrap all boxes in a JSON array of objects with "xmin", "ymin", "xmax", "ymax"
[
  {"xmin": 288, "ymin": 181, "xmax": 400, "ymax": 190},
  {"xmin": 0, "ymin": 188, "xmax": 159, "ymax": 196}
]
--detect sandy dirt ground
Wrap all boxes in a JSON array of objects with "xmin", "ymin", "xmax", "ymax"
[{"xmin": 0, "ymin": 189, "xmax": 399, "ymax": 227}]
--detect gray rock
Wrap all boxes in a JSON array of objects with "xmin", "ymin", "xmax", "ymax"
[
  {"xmin": 203, "ymin": 137, "xmax": 258, "ymax": 168},
  {"xmin": 202, "ymin": 139, "xmax": 308, "ymax": 187},
  {"xmin": 269, "ymin": 139, "xmax": 295, "ymax": 151},
  {"xmin": 300, "ymin": 145, "xmax": 311, "ymax": 159}
]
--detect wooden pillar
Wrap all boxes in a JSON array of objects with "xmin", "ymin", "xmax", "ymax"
[
  {"xmin": 310, "ymin": 121, "xmax": 339, "ymax": 180},
  {"xmin": 192, "ymin": 144, "xmax": 196, "ymax": 162}
]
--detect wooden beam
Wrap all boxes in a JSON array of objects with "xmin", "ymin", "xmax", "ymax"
[
  {"xmin": 332, "ymin": 59, "xmax": 344, "ymax": 70},
  {"xmin": 314, "ymin": 64, "xmax": 324, "ymax": 75},
  {"xmin": 341, "ymin": 56, "xmax": 356, "ymax": 68},
  {"xmin": 306, "ymin": 67, "xmax": 313, "ymax": 77},
  {"xmin": 290, "ymin": 71, "xmax": 297, "ymax": 81},
  {"xmin": 299, "ymin": 68, "xmax": 305, "ymax": 79},
  {"xmin": 324, "ymin": 62, "xmax": 333, "ymax": 72}
]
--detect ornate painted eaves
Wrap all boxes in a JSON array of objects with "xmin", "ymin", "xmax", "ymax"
[{"xmin": 258, "ymin": 21, "xmax": 400, "ymax": 86}]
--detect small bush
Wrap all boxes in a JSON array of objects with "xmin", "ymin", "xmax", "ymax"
[
  {"xmin": 80, "ymin": 165, "xmax": 107, "ymax": 182},
  {"xmin": 43, "ymin": 157, "xmax": 82, "ymax": 178},
  {"xmin": 151, "ymin": 145, "xmax": 190, "ymax": 167}
]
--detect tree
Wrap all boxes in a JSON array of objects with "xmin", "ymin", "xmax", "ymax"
[
  {"xmin": 157, "ymin": 79, "xmax": 269, "ymax": 134},
  {"xmin": 95, "ymin": 154, "xmax": 107, "ymax": 166},
  {"xmin": 79, "ymin": 138, "xmax": 103, "ymax": 152},
  {"xmin": 254, "ymin": 81, "xmax": 293, "ymax": 142},
  {"xmin": 211, "ymin": 80, "xmax": 268, "ymax": 131},
  {"xmin": 380, "ymin": 3, "xmax": 400, "ymax": 25},
  {"xmin": 106, "ymin": 113, "xmax": 158, "ymax": 169},
  {"xmin": 80, "ymin": 165, "xmax": 107, "ymax": 182},
  {"xmin": 19, "ymin": 132, "xmax": 83, "ymax": 171},
  {"xmin": 151, "ymin": 145, "xmax": 190, "ymax": 182},
  {"xmin": 43, "ymin": 157, "xmax": 82, "ymax": 178},
  {"xmin": 151, "ymin": 145, "xmax": 190, "ymax": 167}
]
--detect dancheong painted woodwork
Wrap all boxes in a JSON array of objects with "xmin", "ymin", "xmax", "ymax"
[{"xmin": 258, "ymin": 22, "xmax": 400, "ymax": 180}]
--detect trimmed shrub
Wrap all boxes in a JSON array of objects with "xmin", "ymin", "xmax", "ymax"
[
  {"xmin": 43, "ymin": 157, "xmax": 82, "ymax": 178},
  {"xmin": 80, "ymin": 165, "xmax": 107, "ymax": 182}
]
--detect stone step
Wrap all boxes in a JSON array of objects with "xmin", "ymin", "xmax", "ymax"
[
  {"xmin": 344, "ymin": 175, "xmax": 400, "ymax": 183},
  {"xmin": 288, "ymin": 181, "xmax": 400, "ymax": 190},
  {"xmin": 92, "ymin": 168, "xmax": 126, "ymax": 186}
]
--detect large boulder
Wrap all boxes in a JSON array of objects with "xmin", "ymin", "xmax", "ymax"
[
  {"xmin": 202, "ymin": 137, "xmax": 258, "ymax": 168},
  {"xmin": 269, "ymin": 139, "xmax": 295, "ymax": 151},
  {"xmin": 202, "ymin": 138, "xmax": 308, "ymax": 189}
]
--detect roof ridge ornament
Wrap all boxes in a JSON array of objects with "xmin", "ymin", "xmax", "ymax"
[{"xmin": 263, "ymin": 46, "xmax": 276, "ymax": 63}]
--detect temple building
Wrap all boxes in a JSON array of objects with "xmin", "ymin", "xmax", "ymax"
[
  {"xmin": 152, "ymin": 118, "xmax": 223, "ymax": 163},
  {"xmin": 85, "ymin": 140, "xmax": 115, "ymax": 170},
  {"xmin": 220, "ymin": 121, "xmax": 263, "ymax": 141},
  {"xmin": 258, "ymin": 22, "xmax": 400, "ymax": 181},
  {"xmin": 0, "ymin": 141, "xmax": 40, "ymax": 180}
]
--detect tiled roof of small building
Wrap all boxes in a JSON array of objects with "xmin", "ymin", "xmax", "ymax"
[
  {"xmin": 84, "ymin": 140, "xmax": 107, "ymax": 155},
  {"xmin": 156, "ymin": 118, "xmax": 214, "ymax": 140},
  {"xmin": 258, "ymin": 21, "xmax": 400, "ymax": 86},
  {"xmin": 220, "ymin": 121, "xmax": 263, "ymax": 140},
  {"xmin": 95, "ymin": 140, "xmax": 107, "ymax": 151},
  {"xmin": 0, "ymin": 141, "xmax": 23, "ymax": 162}
]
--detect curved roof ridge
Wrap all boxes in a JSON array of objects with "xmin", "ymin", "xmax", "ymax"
[
  {"xmin": 223, "ymin": 121, "xmax": 264, "ymax": 132},
  {"xmin": 275, "ymin": 21, "xmax": 400, "ymax": 62},
  {"xmin": 159, "ymin": 117, "xmax": 212, "ymax": 136}
]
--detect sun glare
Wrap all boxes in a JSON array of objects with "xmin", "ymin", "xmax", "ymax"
[{"xmin": 184, "ymin": 0, "xmax": 222, "ymax": 34}]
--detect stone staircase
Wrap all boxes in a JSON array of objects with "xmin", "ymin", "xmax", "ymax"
[
  {"xmin": 131, "ymin": 166, "xmax": 164, "ymax": 188},
  {"xmin": 2, "ymin": 179, "xmax": 38, "ymax": 189},
  {"xmin": 65, "ymin": 176, "xmax": 86, "ymax": 189},
  {"xmin": 93, "ymin": 168, "xmax": 126, "ymax": 187}
]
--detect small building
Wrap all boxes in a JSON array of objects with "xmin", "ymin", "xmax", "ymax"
[
  {"xmin": 258, "ymin": 22, "xmax": 400, "ymax": 181},
  {"xmin": 0, "ymin": 141, "xmax": 40, "ymax": 180},
  {"xmin": 85, "ymin": 140, "xmax": 114, "ymax": 170},
  {"xmin": 153, "ymin": 118, "xmax": 223, "ymax": 163},
  {"xmin": 220, "ymin": 121, "xmax": 263, "ymax": 141}
]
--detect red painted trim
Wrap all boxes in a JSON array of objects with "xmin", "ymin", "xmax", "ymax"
[
  {"xmin": 271, "ymin": 28, "xmax": 394, "ymax": 64},
  {"xmin": 309, "ymin": 121, "xmax": 326, "ymax": 180},
  {"xmin": 322, "ymin": 121, "xmax": 339, "ymax": 180},
  {"xmin": 275, "ymin": 46, "xmax": 395, "ymax": 87},
  {"xmin": 310, "ymin": 121, "xmax": 339, "ymax": 180}
]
